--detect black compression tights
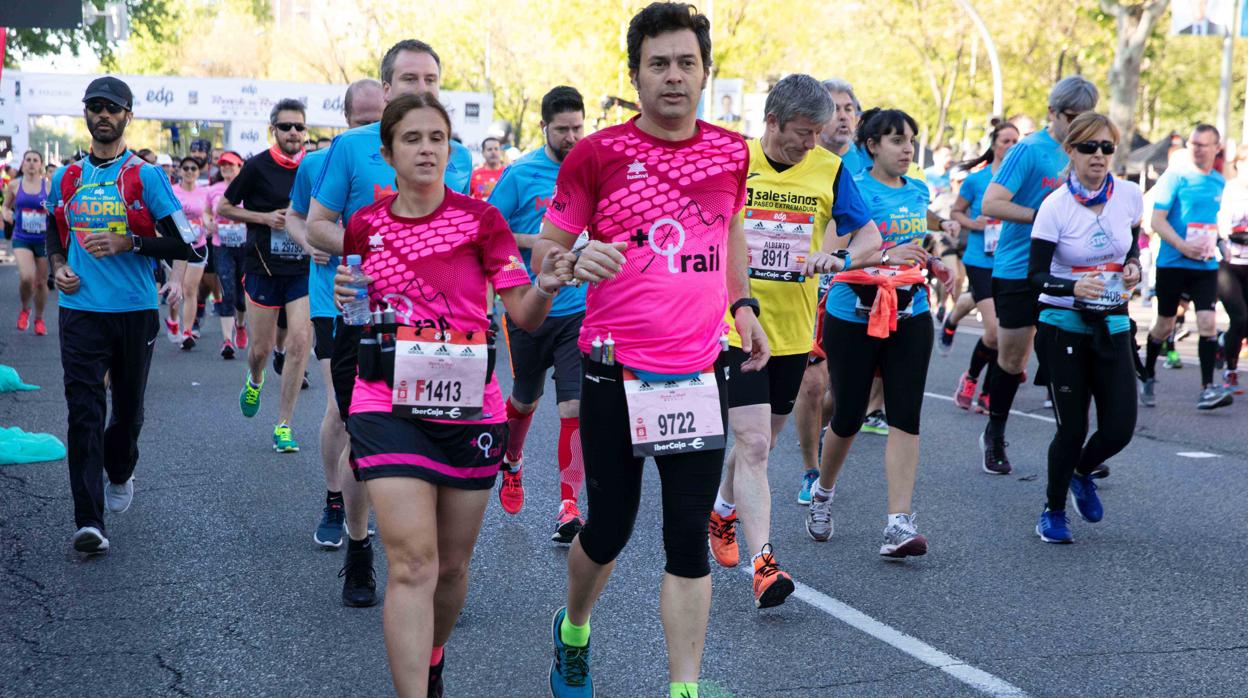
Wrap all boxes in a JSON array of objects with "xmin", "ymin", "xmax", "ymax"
[{"xmin": 1035, "ymin": 324, "xmax": 1137, "ymax": 511}]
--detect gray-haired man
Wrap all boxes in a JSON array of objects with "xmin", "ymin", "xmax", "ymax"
[{"xmin": 707, "ymin": 74, "xmax": 882, "ymax": 608}]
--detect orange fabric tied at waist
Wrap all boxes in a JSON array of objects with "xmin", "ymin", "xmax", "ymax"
[{"xmin": 833, "ymin": 266, "xmax": 926, "ymax": 339}]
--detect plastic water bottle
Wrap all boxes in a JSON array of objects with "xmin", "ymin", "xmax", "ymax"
[{"xmin": 342, "ymin": 254, "xmax": 372, "ymax": 326}]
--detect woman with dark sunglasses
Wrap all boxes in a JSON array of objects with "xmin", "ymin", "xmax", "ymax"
[
  {"xmin": 169, "ymin": 156, "xmax": 217, "ymax": 350},
  {"xmin": 1028, "ymin": 112, "xmax": 1143, "ymax": 544}
]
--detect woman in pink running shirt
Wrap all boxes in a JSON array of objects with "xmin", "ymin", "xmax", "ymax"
[
  {"xmin": 170, "ymin": 156, "xmax": 216, "ymax": 350},
  {"xmin": 334, "ymin": 92, "xmax": 564, "ymax": 697}
]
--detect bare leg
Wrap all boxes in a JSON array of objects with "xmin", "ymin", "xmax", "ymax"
[
  {"xmin": 660, "ymin": 573, "xmax": 711, "ymax": 684},
  {"xmin": 275, "ymin": 298, "xmax": 312, "ymax": 425},
  {"xmin": 368, "ymin": 477, "xmax": 438, "ymax": 698},
  {"xmin": 794, "ymin": 361, "xmax": 828, "ymax": 473},
  {"xmin": 884, "ymin": 429, "xmax": 920, "ymax": 514},
  {"xmin": 432, "ymin": 487, "xmax": 491, "ymax": 647}
]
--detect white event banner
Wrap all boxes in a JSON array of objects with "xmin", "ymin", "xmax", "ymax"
[{"xmin": 0, "ymin": 71, "xmax": 492, "ymax": 157}]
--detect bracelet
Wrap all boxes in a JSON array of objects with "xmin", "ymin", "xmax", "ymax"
[{"xmin": 534, "ymin": 284, "xmax": 555, "ymax": 300}]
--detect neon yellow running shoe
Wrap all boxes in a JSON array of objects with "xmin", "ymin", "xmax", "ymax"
[
  {"xmin": 240, "ymin": 373, "xmax": 263, "ymax": 418},
  {"xmin": 273, "ymin": 423, "xmax": 299, "ymax": 453}
]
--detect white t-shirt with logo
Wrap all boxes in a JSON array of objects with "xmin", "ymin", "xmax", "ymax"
[{"xmin": 1031, "ymin": 180, "xmax": 1143, "ymax": 311}]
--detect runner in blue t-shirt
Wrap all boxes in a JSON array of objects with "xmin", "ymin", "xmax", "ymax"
[
  {"xmin": 978, "ymin": 76, "xmax": 1098, "ymax": 475},
  {"xmin": 304, "ymin": 39, "xmax": 470, "ymax": 613},
  {"xmin": 810, "ymin": 107, "xmax": 957, "ymax": 560},
  {"xmin": 46, "ymin": 77, "xmax": 199, "ymax": 556},
  {"xmin": 1139, "ymin": 124, "xmax": 1232, "ymax": 410},
  {"xmin": 945, "ymin": 122, "xmax": 1020, "ymax": 412},
  {"xmin": 486, "ymin": 86, "xmax": 591, "ymax": 542},
  {"xmin": 284, "ymin": 78, "xmax": 384, "ymax": 555}
]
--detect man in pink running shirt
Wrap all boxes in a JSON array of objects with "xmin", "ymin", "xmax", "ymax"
[{"xmin": 535, "ymin": 4, "xmax": 768, "ymax": 698}]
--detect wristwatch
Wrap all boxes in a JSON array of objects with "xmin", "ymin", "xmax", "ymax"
[
  {"xmin": 880, "ymin": 250, "xmax": 891, "ymax": 266},
  {"xmin": 130, "ymin": 235, "xmax": 143, "ymax": 254},
  {"xmin": 731, "ymin": 297, "xmax": 761, "ymax": 318}
]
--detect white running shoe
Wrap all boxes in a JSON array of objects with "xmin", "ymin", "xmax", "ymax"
[
  {"xmin": 72, "ymin": 526, "xmax": 110, "ymax": 554},
  {"xmin": 879, "ymin": 514, "xmax": 928, "ymax": 558}
]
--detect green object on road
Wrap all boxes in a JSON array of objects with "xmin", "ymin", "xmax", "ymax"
[
  {"xmin": 0, "ymin": 365, "xmax": 39, "ymax": 392},
  {"xmin": 0, "ymin": 426, "xmax": 66, "ymax": 465}
]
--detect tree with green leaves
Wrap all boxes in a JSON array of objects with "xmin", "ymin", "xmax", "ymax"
[{"xmin": 3, "ymin": 0, "xmax": 176, "ymax": 69}]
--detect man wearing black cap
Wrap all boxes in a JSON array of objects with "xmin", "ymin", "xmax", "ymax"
[{"xmin": 46, "ymin": 76, "xmax": 201, "ymax": 555}]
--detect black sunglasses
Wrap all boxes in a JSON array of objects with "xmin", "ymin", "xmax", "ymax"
[
  {"xmin": 1073, "ymin": 140, "xmax": 1115, "ymax": 155},
  {"xmin": 86, "ymin": 101, "xmax": 127, "ymax": 115},
  {"xmin": 181, "ymin": 165, "xmax": 199, "ymax": 171},
  {"xmin": 274, "ymin": 122, "xmax": 307, "ymax": 133}
]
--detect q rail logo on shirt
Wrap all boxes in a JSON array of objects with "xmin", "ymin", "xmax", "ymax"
[{"xmin": 629, "ymin": 217, "xmax": 721, "ymax": 274}]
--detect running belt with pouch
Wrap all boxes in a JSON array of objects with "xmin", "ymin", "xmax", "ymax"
[{"xmin": 835, "ymin": 266, "xmax": 926, "ymax": 338}]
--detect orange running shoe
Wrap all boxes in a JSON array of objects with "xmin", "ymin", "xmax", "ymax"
[
  {"xmin": 499, "ymin": 461, "xmax": 524, "ymax": 515},
  {"xmin": 16, "ymin": 309, "xmax": 29, "ymax": 331},
  {"xmin": 33, "ymin": 318, "xmax": 47, "ymax": 336},
  {"xmin": 752, "ymin": 543, "xmax": 795, "ymax": 609},
  {"xmin": 234, "ymin": 323, "xmax": 249, "ymax": 349},
  {"xmin": 708, "ymin": 509, "xmax": 739, "ymax": 568}
]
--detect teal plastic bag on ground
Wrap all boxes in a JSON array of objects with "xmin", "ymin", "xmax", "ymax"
[
  {"xmin": 0, "ymin": 426, "xmax": 66, "ymax": 465},
  {"xmin": 0, "ymin": 365, "xmax": 39, "ymax": 392}
]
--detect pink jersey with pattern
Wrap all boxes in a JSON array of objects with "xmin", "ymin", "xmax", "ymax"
[
  {"xmin": 343, "ymin": 189, "xmax": 531, "ymax": 423},
  {"xmin": 546, "ymin": 117, "xmax": 749, "ymax": 373}
]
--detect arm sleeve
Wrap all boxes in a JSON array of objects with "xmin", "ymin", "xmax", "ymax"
[
  {"xmin": 991, "ymin": 142, "xmax": 1028, "ymax": 195},
  {"xmin": 137, "ymin": 214, "xmax": 196, "ymax": 261},
  {"xmin": 545, "ymin": 140, "xmax": 600, "ymax": 235},
  {"xmin": 46, "ymin": 213, "xmax": 66, "ymax": 260},
  {"xmin": 1028, "ymin": 238, "xmax": 1073, "ymax": 295},
  {"xmin": 45, "ymin": 170, "xmax": 66, "ymax": 260},
  {"xmin": 830, "ymin": 167, "xmax": 871, "ymax": 234},
  {"xmin": 481, "ymin": 207, "xmax": 532, "ymax": 291}
]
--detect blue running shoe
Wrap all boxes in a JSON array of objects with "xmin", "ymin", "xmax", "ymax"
[
  {"xmin": 1069, "ymin": 473, "xmax": 1103, "ymax": 523},
  {"xmin": 315, "ymin": 502, "xmax": 345, "ymax": 548},
  {"xmin": 797, "ymin": 468, "xmax": 819, "ymax": 505},
  {"xmin": 1036, "ymin": 507, "xmax": 1074, "ymax": 544},
  {"xmin": 550, "ymin": 607, "xmax": 593, "ymax": 697}
]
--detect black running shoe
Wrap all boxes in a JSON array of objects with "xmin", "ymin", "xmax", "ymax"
[
  {"xmin": 339, "ymin": 545, "xmax": 378, "ymax": 607},
  {"xmin": 979, "ymin": 430, "xmax": 1012, "ymax": 475},
  {"xmin": 272, "ymin": 350, "xmax": 285, "ymax": 375},
  {"xmin": 1089, "ymin": 464, "xmax": 1110, "ymax": 480},
  {"xmin": 301, "ymin": 370, "xmax": 310, "ymax": 390},
  {"xmin": 428, "ymin": 654, "xmax": 444, "ymax": 698}
]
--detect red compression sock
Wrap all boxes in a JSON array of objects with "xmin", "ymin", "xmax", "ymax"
[
  {"xmin": 558, "ymin": 417, "xmax": 585, "ymax": 502},
  {"xmin": 505, "ymin": 401, "xmax": 534, "ymax": 463}
]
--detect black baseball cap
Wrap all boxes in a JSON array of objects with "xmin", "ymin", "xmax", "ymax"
[{"xmin": 82, "ymin": 76, "xmax": 134, "ymax": 110}]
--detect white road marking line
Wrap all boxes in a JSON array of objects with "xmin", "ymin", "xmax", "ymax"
[
  {"xmin": 1176, "ymin": 451, "xmax": 1221, "ymax": 459},
  {"xmin": 923, "ymin": 391, "xmax": 1056, "ymax": 424},
  {"xmin": 787, "ymin": 579, "xmax": 1031, "ymax": 697}
]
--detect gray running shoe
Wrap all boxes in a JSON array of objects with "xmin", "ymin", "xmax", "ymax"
[
  {"xmin": 1139, "ymin": 378, "xmax": 1156, "ymax": 408},
  {"xmin": 1197, "ymin": 385, "xmax": 1233, "ymax": 410},
  {"xmin": 806, "ymin": 489, "xmax": 835, "ymax": 542},
  {"xmin": 879, "ymin": 514, "xmax": 928, "ymax": 558}
]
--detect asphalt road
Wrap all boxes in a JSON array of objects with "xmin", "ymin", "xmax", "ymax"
[{"xmin": 2, "ymin": 262, "xmax": 1246, "ymax": 698}]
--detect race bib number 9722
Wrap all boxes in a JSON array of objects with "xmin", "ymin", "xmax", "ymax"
[{"xmin": 623, "ymin": 367, "xmax": 725, "ymax": 458}]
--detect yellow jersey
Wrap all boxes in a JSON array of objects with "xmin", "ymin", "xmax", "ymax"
[{"xmin": 728, "ymin": 140, "xmax": 842, "ymax": 356}]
